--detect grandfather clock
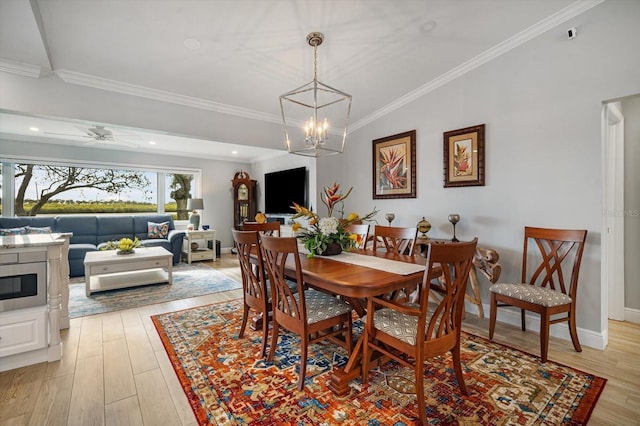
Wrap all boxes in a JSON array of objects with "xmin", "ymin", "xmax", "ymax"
[{"xmin": 232, "ymin": 171, "xmax": 257, "ymax": 230}]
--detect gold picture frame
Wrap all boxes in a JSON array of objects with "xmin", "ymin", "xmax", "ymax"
[
  {"xmin": 443, "ymin": 124, "xmax": 485, "ymax": 187},
  {"xmin": 373, "ymin": 130, "xmax": 416, "ymax": 199}
]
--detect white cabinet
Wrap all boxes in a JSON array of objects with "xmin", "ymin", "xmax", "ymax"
[{"xmin": 0, "ymin": 307, "xmax": 47, "ymax": 358}]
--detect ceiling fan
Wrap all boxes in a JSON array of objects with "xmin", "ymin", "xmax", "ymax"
[{"xmin": 43, "ymin": 125, "xmax": 140, "ymax": 148}]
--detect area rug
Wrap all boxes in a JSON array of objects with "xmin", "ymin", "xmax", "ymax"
[
  {"xmin": 152, "ymin": 300, "xmax": 606, "ymax": 425},
  {"xmin": 68, "ymin": 264, "xmax": 241, "ymax": 318}
]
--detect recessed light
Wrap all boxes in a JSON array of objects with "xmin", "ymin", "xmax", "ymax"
[
  {"xmin": 149, "ymin": 141, "xmax": 156, "ymax": 145},
  {"xmin": 183, "ymin": 38, "xmax": 201, "ymax": 50},
  {"xmin": 29, "ymin": 126, "xmax": 39, "ymax": 131},
  {"xmin": 231, "ymin": 150, "xmax": 238, "ymax": 155}
]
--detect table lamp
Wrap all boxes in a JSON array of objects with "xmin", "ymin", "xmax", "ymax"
[{"xmin": 187, "ymin": 198, "xmax": 204, "ymax": 230}]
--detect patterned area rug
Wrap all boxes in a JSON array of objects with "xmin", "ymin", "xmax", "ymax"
[
  {"xmin": 152, "ymin": 300, "xmax": 606, "ymax": 425},
  {"xmin": 68, "ymin": 264, "xmax": 241, "ymax": 318}
]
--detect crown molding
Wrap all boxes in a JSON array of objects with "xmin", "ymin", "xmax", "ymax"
[
  {"xmin": 0, "ymin": 58, "xmax": 50, "ymax": 78},
  {"xmin": 349, "ymin": 0, "xmax": 606, "ymax": 132},
  {"xmin": 55, "ymin": 69, "xmax": 282, "ymax": 125}
]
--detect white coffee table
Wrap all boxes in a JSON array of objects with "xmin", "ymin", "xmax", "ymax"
[{"xmin": 83, "ymin": 246, "xmax": 173, "ymax": 296}]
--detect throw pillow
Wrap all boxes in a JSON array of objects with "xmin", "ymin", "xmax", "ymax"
[
  {"xmin": 26, "ymin": 226, "xmax": 52, "ymax": 234},
  {"xmin": 148, "ymin": 221, "xmax": 169, "ymax": 239},
  {"xmin": 0, "ymin": 227, "xmax": 27, "ymax": 236}
]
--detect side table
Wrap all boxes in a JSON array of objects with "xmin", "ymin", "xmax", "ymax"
[{"xmin": 182, "ymin": 229, "xmax": 216, "ymax": 263}]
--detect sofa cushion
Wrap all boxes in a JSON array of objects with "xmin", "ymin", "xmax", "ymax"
[
  {"xmin": 26, "ymin": 226, "xmax": 52, "ymax": 234},
  {"xmin": 147, "ymin": 221, "xmax": 169, "ymax": 239},
  {"xmin": 0, "ymin": 227, "xmax": 27, "ymax": 235},
  {"xmin": 0, "ymin": 217, "xmax": 56, "ymax": 229},
  {"xmin": 56, "ymin": 216, "xmax": 98, "ymax": 245},
  {"xmin": 140, "ymin": 239, "xmax": 170, "ymax": 250},
  {"xmin": 68, "ymin": 244, "xmax": 98, "ymax": 260},
  {"xmin": 134, "ymin": 214, "xmax": 174, "ymax": 241},
  {"xmin": 97, "ymin": 216, "xmax": 134, "ymax": 244}
]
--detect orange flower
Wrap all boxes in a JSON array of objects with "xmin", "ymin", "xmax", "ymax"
[
  {"xmin": 291, "ymin": 222, "xmax": 301, "ymax": 232},
  {"xmin": 321, "ymin": 183, "xmax": 353, "ymax": 217},
  {"xmin": 349, "ymin": 233, "xmax": 363, "ymax": 246}
]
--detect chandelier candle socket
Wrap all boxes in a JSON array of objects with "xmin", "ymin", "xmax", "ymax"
[{"xmin": 280, "ymin": 32, "xmax": 352, "ymax": 157}]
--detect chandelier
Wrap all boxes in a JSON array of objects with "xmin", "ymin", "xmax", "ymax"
[{"xmin": 280, "ymin": 32, "xmax": 352, "ymax": 157}]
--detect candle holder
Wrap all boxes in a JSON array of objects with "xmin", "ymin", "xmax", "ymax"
[
  {"xmin": 448, "ymin": 214, "xmax": 460, "ymax": 242},
  {"xmin": 385, "ymin": 213, "xmax": 395, "ymax": 226}
]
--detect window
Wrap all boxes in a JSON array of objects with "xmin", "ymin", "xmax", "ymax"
[{"xmin": 1, "ymin": 161, "xmax": 198, "ymax": 217}]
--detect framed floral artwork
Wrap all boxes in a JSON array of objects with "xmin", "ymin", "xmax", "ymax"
[
  {"xmin": 443, "ymin": 124, "xmax": 485, "ymax": 187},
  {"xmin": 373, "ymin": 130, "xmax": 416, "ymax": 199}
]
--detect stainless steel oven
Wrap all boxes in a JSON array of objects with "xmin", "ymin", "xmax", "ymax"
[{"xmin": 0, "ymin": 251, "xmax": 47, "ymax": 312}]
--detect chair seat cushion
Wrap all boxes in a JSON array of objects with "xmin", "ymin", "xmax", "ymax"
[
  {"xmin": 489, "ymin": 283, "xmax": 572, "ymax": 307},
  {"xmin": 265, "ymin": 279, "xmax": 298, "ymax": 299},
  {"xmin": 295, "ymin": 289, "xmax": 352, "ymax": 324},
  {"xmin": 369, "ymin": 303, "xmax": 436, "ymax": 346}
]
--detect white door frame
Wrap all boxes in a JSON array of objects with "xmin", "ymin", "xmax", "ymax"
[{"xmin": 602, "ymin": 102, "xmax": 625, "ymax": 325}]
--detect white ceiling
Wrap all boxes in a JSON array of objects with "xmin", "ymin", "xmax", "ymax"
[{"xmin": 0, "ymin": 0, "xmax": 596, "ymax": 162}]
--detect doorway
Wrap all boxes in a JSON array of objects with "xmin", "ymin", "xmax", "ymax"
[{"xmin": 603, "ymin": 94, "xmax": 640, "ymax": 329}]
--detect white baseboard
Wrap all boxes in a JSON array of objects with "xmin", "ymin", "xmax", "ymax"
[
  {"xmin": 624, "ymin": 307, "xmax": 640, "ymax": 324},
  {"xmin": 464, "ymin": 301, "xmax": 607, "ymax": 351}
]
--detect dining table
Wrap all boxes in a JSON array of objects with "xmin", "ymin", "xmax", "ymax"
[{"xmin": 280, "ymin": 248, "xmax": 441, "ymax": 396}]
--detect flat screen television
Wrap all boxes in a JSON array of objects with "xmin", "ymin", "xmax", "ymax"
[{"xmin": 264, "ymin": 167, "xmax": 307, "ymax": 214}]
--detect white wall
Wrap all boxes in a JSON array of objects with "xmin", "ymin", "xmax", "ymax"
[
  {"xmin": 622, "ymin": 95, "xmax": 640, "ymax": 310},
  {"xmin": 336, "ymin": 0, "xmax": 640, "ymax": 347}
]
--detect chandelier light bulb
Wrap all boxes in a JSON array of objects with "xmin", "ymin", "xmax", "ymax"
[{"xmin": 304, "ymin": 117, "xmax": 329, "ymax": 146}]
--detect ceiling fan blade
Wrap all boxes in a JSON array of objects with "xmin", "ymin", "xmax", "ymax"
[{"xmin": 43, "ymin": 131, "xmax": 93, "ymax": 138}]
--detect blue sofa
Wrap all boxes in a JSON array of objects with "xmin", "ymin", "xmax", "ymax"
[{"xmin": 0, "ymin": 215, "xmax": 185, "ymax": 277}]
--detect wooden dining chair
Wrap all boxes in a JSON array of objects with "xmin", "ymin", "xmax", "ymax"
[
  {"xmin": 260, "ymin": 235, "xmax": 353, "ymax": 391},
  {"xmin": 373, "ymin": 225, "xmax": 418, "ymax": 255},
  {"xmin": 489, "ymin": 227, "xmax": 587, "ymax": 362},
  {"xmin": 232, "ymin": 229, "xmax": 271, "ymax": 357},
  {"xmin": 243, "ymin": 221, "xmax": 281, "ymax": 236},
  {"xmin": 362, "ymin": 238, "xmax": 478, "ymax": 425},
  {"xmin": 346, "ymin": 223, "xmax": 370, "ymax": 249}
]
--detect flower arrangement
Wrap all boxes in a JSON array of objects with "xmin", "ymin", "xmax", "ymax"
[
  {"xmin": 291, "ymin": 183, "xmax": 378, "ymax": 257},
  {"xmin": 100, "ymin": 237, "xmax": 140, "ymax": 254}
]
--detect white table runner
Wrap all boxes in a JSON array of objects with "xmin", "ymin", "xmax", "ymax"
[{"xmin": 301, "ymin": 247, "xmax": 425, "ymax": 275}]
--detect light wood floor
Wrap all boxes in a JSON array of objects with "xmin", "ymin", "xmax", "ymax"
[{"xmin": 1, "ymin": 254, "xmax": 638, "ymax": 425}]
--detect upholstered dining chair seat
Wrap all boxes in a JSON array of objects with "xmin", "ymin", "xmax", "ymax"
[
  {"xmin": 490, "ymin": 283, "xmax": 572, "ymax": 307},
  {"xmin": 368, "ymin": 303, "xmax": 438, "ymax": 346},
  {"xmin": 265, "ymin": 278, "xmax": 298, "ymax": 298},
  {"xmin": 293, "ymin": 289, "xmax": 353, "ymax": 324}
]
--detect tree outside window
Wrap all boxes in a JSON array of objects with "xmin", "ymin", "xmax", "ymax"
[{"xmin": 168, "ymin": 174, "xmax": 193, "ymax": 220}]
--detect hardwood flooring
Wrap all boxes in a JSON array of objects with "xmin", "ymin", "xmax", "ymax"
[{"xmin": 1, "ymin": 254, "xmax": 638, "ymax": 425}]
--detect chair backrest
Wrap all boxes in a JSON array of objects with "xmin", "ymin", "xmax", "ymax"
[
  {"xmin": 232, "ymin": 229, "xmax": 269, "ymax": 309},
  {"xmin": 244, "ymin": 221, "xmax": 281, "ymax": 236},
  {"xmin": 346, "ymin": 223, "xmax": 370, "ymax": 249},
  {"xmin": 373, "ymin": 225, "xmax": 418, "ymax": 255},
  {"xmin": 260, "ymin": 235, "xmax": 306, "ymax": 326},
  {"xmin": 522, "ymin": 227, "xmax": 587, "ymax": 300},
  {"xmin": 419, "ymin": 238, "xmax": 478, "ymax": 350}
]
